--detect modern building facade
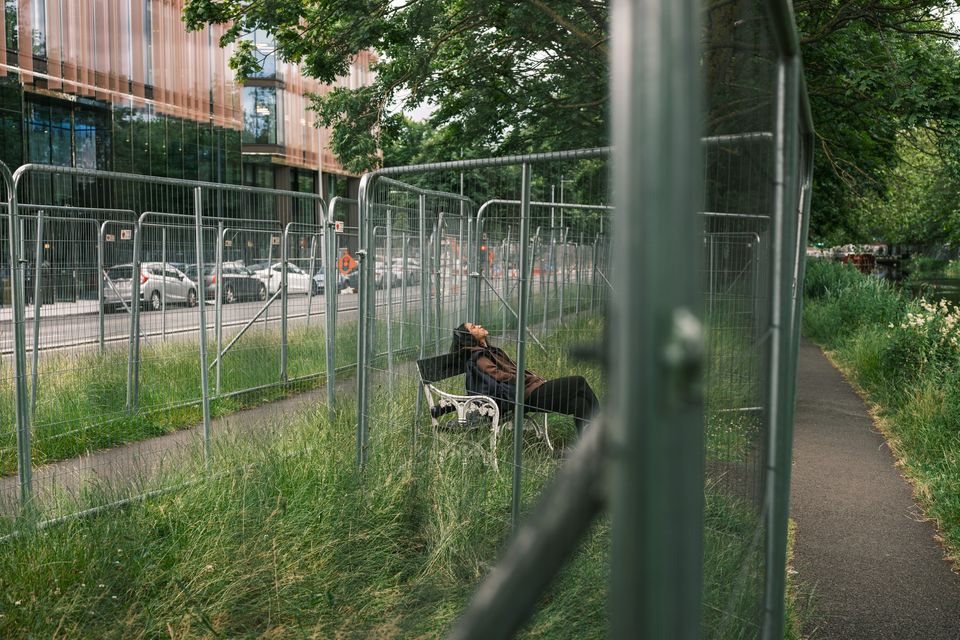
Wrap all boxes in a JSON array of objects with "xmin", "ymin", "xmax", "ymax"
[{"xmin": 0, "ymin": 0, "xmax": 373, "ymax": 208}]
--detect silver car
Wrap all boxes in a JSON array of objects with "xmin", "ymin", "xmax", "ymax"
[{"xmin": 103, "ymin": 262, "xmax": 199, "ymax": 312}]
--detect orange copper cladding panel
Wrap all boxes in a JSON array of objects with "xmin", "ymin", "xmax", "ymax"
[{"xmin": 5, "ymin": 0, "xmax": 375, "ymax": 174}]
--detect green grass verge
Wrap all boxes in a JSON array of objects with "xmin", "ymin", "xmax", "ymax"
[
  {"xmin": 0, "ymin": 283, "xmax": 596, "ymax": 477},
  {"xmin": 803, "ymin": 258, "xmax": 960, "ymax": 565},
  {"xmin": 0, "ymin": 320, "xmax": 361, "ymax": 476},
  {"xmin": 0, "ymin": 312, "xmax": 792, "ymax": 638}
]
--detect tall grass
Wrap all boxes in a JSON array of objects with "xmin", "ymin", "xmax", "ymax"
[
  {"xmin": 0, "ymin": 280, "xmax": 601, "ymax": 477},
  {"xmin": 0, "ymin": 319, "xmax": 361, "ymax": 476},
  {"xmin": 803, "ymin": 258, "xmax": 960, "ymax": 563},
  {"xmin": 0, "ymin": 311, "xmax": 796, "ymax": 638},
  {"xmin": 0, "ymin": 317, "xmax": 610, "ymax": 638}
]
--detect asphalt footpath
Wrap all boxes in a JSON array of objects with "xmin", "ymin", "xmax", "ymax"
[{"xmin": 790, "ymin": 337, "xmax": 960, "ymax": 639}]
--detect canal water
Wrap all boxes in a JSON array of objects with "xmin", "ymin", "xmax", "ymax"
[{"xmin": 904, "ymin": 276, "xmax": 960, "ymax": 306}]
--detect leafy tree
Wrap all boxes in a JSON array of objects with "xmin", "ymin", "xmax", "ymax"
[
  {"xmin": 854, "ymin": 130, "xmax": 960, "ymax": 245},
  {"xmin": 183, "ymin": 0, "xmax": 960, "ymax": 245},
  {"xmin": 183, "ymin": 0, "xmax": 609, "ymax": 172},
  {"xmin": 792, "ymin": 1, "xmax": 960, "ymax": 242}
]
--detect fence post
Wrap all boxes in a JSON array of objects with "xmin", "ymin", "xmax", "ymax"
[
  {"xmin": 324, "ymin": 204, "xmax": 338, "ymax": 422},
  {"xmin": 541, "ymin": 234, "xmax": 548, "ymax": 329},
  {"xmin": 215, "ymin": 221, "xmax": 224, "ymax": 396},
  {"xmin": 193, "ymin": 187, "xmax": 213, "ymax": 472},
  {"xmin": 762, "ymin": 53, "xmax": 803, "ymax": 640},
  {"xmin": 4, "ymin": 163, "xmax": 32, "ymax": 509},
  {"xmin": 97, "ymin": 224, "xmax": 105, "ymax": 353},
  {"xmin": 306, "ymin": 232, "xmax": 318, "ymax": 326},
  {"xmin": 511, "ymin": 163, "xmax": 533, "ymax": 528},
  {"xmin": 161, "ymin": 227, "xmax": 167, "ymax": 341},
  {"xmin": 575, "ymin": 231, "xmax": 583, "ymax": 315},
  {"xmin": 462, "ymin": 218, "xmax": 470, "ymax": 325},
  {"xmin": 280, "ymin": 225, "xmax": 289, "ymax": 383},
  {"xmin": 356, "ymin": 175, "xmax": 374, "ymax": 468},
  {"xmin": 400, "ymin": 233, "xmax": 408, "ymax": 348},
  {"xmin": 415, "ymin": 194, "xmax": 429, "ymax": 432},
  {"xmin": 126, "ymin": 221, "xmax": 142, "ymax": 412},
  {"xmin": 433, "ymin": 215, "xmax": 444, "ymax": 354},
  {"xmin": 264, "ymin": 237, "xmax": 273, "ymax": 334},
  {"xmin": 502, "ymin": 228, "xmax": 511, "ymax": 331},
  {"xmin": 559, "ymin": 228, "xmax": 567, "ymax": 324},
  {"xmin": 609, "ymin": 0, "xmax": 704, "ymax": 637},
  {"xmin": 386, "ymin": 210, "xmax": 394, "ymax": 381},
  {"xmin": 30, "ymin": 209, "xmax": 44, "ymax": 415}
]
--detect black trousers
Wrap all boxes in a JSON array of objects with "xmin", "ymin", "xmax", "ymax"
[{"xmin": 524, "ymin": 375, "xmax": 599, "ymax": 434}]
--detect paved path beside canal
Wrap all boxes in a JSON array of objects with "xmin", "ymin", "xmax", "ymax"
[{"xmin": 790, "ymin": 338, "xmax": 960, "ymax": 639}]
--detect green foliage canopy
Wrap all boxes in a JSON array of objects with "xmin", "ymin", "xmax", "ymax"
[
  {"xmin": 183, "ymin": 0, "xmax": 960, "ymax": 245},
  {"xmin": 183, "ymin": 0, "xmax": 609, "ymax": 172},
  {"xmin": 793, "ymin": 0, "xmax": 960, "ymax": 243}
]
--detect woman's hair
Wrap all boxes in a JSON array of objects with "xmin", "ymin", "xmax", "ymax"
[{"xmin": 450, "ymin": 322, "xmax": 484, "ymax": 360}]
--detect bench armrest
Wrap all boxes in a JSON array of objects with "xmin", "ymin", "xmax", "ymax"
[{"xmin": 423, "ymin": 384, "xmax": 500, "ymax": 431}]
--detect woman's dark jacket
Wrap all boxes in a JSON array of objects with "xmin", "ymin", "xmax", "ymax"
[{"xmin": 464, "ymin": 345, "xmax": 545, "ymax": 408}]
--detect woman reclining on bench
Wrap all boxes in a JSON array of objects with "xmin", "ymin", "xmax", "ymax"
[{"xmin": 449, "ymin": 322, "xmax": 599, "ymax": 435}]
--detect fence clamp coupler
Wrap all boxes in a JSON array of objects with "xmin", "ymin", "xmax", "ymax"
[
  {"xmin": 663, "ymin": 307, "xmax": 704, "ymax": 407},
  {"xmin": 356, "ymin": 250, "xmax": 367, "ymax": 261}
]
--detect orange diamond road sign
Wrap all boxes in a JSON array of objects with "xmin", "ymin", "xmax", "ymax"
[{"xmin": 337, "ymin": 252, "xmax": 358, "ymax": 275}]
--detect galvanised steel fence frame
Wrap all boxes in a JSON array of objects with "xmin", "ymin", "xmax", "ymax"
[
  {"xmin": 0, "ymin": 0, "xmax": 812, "ymax": 635},
  {"xmin": 0, "ymin": 163, "xmax": 351, "ymax": 521},
  {"xmin": 354, "ymin": 148, "xmax": 611, "ymax": 521},
  {"xmin": 448, "ymin": 1, "xmax": 814, "ymax": 639}
]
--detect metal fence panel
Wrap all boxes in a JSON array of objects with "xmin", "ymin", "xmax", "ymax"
[
  {"xmin": 354, "ymin": 151, "xmax": 613, "ymax": 626},
  {"xmin": 0, "ymin": 164, "xmax": 339, "ymax": 524}
]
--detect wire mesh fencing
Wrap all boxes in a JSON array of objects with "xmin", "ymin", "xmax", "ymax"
[
  {"xmin": 353, "ymin": 150, "xmax": 613, "ymax": 572},
  {"xmin": 0, "ymin": 164, "xmax": 362, "ymax": 525}
]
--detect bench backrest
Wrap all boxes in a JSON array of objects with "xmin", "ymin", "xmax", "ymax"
[{"xmin": 416, "ymin": 352, "xmax": 464, "ymax": 385}]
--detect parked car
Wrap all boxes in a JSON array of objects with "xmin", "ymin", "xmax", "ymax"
[
  {"xmin": 185, "ymin": 262, "xmax": 267, "ymax": 303},
  {"xmin": 103, "ymin": 262, "xmax": 198, "ymax": 311},
  {"xmin": 311, "ymin": 266, "xmax": 351, "ymax": 295},
  {"xmin": 249, "ymin": 262, "xmax": 316, "ymax": 295},
  {"xmin": 375, "ymin": 261, "xmax": 401, "ymax": 289},
  {"xmin": 392, "ymin": 257, "xmax": 421, "ymax": 285}
]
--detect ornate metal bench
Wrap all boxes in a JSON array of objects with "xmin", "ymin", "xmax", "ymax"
[{"xmin": 416, "ymin": 353, "xmax": 552, "ymax": 471}]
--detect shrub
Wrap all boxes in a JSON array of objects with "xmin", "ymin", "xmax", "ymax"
[{"xmin": 802, "ymin": 262, "xmax": 905, "ymax": 348}]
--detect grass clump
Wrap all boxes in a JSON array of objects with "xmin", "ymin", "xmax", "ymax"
[
  {"xmin": 0, "ymin": 318, "xmax": 611, "ymax": 638},
  {"xmin": 0, "ymin": 311, "xmax": 796, "ymax": 638},
  {"xmin": 803, "ymin": 258, "xmax": 960, "ymax": 563},
  {"xmin": 0, "ymin": 319, "xmax": 361, "ymax": 477}
]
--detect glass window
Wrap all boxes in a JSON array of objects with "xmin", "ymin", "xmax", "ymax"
[
  {"xmin": 143, "ymin": 0, "xmax": 153, "ymax": 86},
  {"xmin": 242, "ymin": 162, "xmax": 275, "ymax": 189},
  {"xmin": 149, "ymin": 109, "xmax": 167, "ymax": 177},
  {"xmin": 112, "ymin": 104, "xmax": 134, "ymax": 173},
  {"xmin": 26, "ymin": 101, "xmax": 71, "ymax": 167},
  {"xmin": 244, "ymin": 29, "xmax": 276, "ymax": 78},
  {"xmin": 182, "ymin": 119, "xmax": 198, "ymax": 181},
  {"xmin": 225, "ymin": 129, "xmax": 242, "ymax": 184},
  {"xmin": 132, "ymin": 105, "xmax": 151, "ymax": 176},
  {"xmin": 295, "ymin": 169, "xmax": 316, "ymax": 194},
  {"xmin": 75, "ymin": 111, "xmax": 98, "ymax": 170},
  {"xmin": 0, "ymin": 80, "xmax": 22, "ymax": 169},
  {"xmin": 242, "ymin": 86, "xmax": 280, "ymax": 145},
  {"xmin": 26, "ymin": 101, "xmax": 51, "ymax": 164},
  {"xmin": 31, "ymin": 0, "xmax": 45, "ymax": 58},
  {"xmin": 198, "ymin": 122, "xmax": 214, "ymax": 182},
  {"xmin": 166, "ymin": 117, "xmax": 183, "ymax": 179},
  {"xmin": 107, "ymin": 265, "xmax": 133, "ymax": 281},
  {"xmin": 5, "ymin": 0, "xmax": 17, "ymax": 52}
]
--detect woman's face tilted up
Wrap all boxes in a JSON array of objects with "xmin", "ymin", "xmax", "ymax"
[{"xmin": 463, "ymin": 322, "xmax": 489, "ymax": 344}]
